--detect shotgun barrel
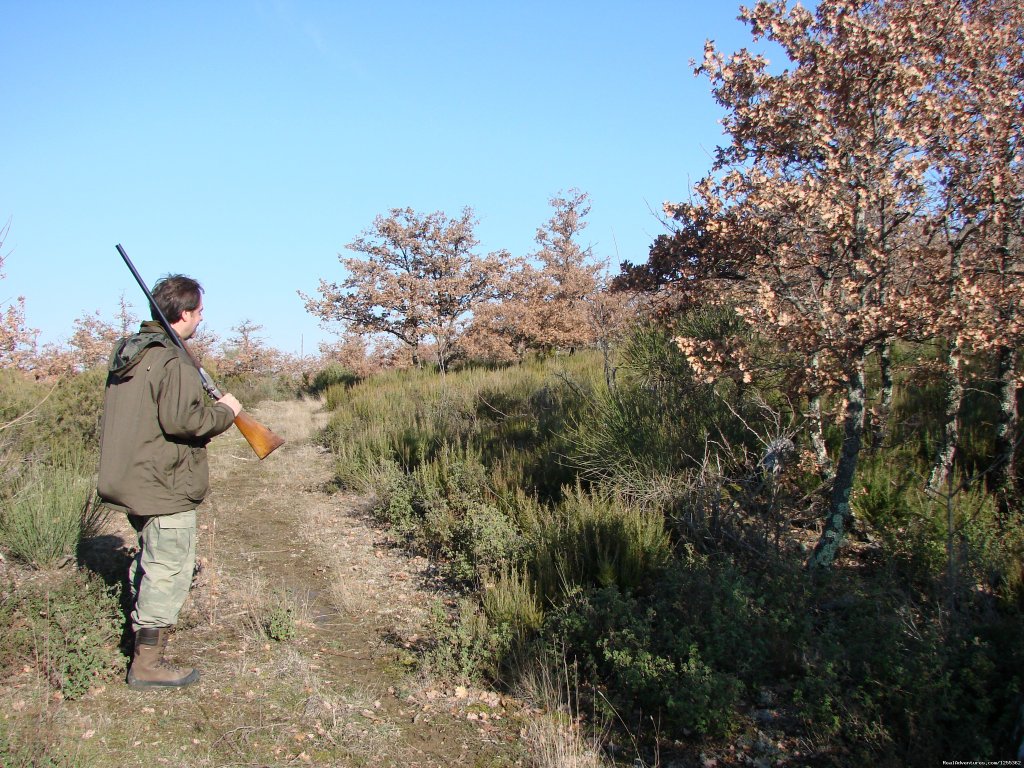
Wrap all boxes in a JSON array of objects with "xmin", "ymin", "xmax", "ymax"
[{"xmin": 115, "ymin": 243, "xmax": 285, "ymax": 460}]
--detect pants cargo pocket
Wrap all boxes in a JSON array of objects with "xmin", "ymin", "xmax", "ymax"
[{"xmin": 131, "ymin": 510, "xmax": 198, "ymax": 631}]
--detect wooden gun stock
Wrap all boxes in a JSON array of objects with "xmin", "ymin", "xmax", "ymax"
[
  {"xmin": 116, "ymin": 243, "xmax": 286, "ymax": 460},
  {"xmin": 234, "ymin": 410, "xmax": 286, "ymax": 460}
]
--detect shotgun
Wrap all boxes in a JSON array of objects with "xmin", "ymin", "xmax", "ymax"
[{"xmin": 115, "ymin": 244, "xmax": 285, "ymax": 460}]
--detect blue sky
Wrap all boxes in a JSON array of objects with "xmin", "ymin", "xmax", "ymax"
[{"xmin": 1, "ymin": 1, "xmax": 771, "ymax": 355}]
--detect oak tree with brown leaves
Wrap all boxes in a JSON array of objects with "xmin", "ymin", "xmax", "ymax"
[
  {"xmin": 917, "ymin": 0, "xmax": 1024, "ymax": 511},
  {"xmin": 468, "ymin": 190, "xmax": 608, "ymax": 361},
  {"xmin": 619, "ymin": 0, "xmax": 1024, "ymax": 567},
  {"xmin": 219, "ymin": 319, "xmax": 278, "ymax": 378},
  {"xmin": 528, "ymin": 189, "xmax": 603, "ymax": 354},
  {"xmin": 303, "ymin": 207, "xmax": 507, "ymax": 373}
]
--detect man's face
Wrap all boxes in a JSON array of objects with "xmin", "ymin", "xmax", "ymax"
[{"xmin": 178, "ymin": 302, "xmax": 204, "ymax": 340}]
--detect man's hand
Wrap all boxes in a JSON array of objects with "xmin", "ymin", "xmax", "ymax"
[{"xmin": 217, "ymin": 393, "xmax": 243, "ymax": 417}]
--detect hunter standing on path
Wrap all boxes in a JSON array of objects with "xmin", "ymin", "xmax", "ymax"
[{"xmin": 97, "ymin": 275, "xmax": 242, "ymax": 690}]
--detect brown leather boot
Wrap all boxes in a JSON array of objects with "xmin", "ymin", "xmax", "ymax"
[{"xmin": 127, "ymin": 627, "xmax": 199, "ymax": 690}]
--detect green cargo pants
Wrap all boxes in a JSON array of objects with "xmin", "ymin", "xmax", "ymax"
[{"xmin": 128, "ymin": 510, "xmax": 197, "ymax": 632}]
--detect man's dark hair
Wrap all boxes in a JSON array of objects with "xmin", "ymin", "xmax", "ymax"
[{"xmin": 151, "ymin": 275, "xmax": 203, "ymax": 323}]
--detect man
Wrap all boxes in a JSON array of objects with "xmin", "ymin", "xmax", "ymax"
[{"xmin": 97, "ymin": 275, "xmax": 241, "ymax": 690}]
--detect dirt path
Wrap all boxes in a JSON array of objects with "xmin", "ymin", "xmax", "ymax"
[{"xmin": 59, "ymin": 398, "xmax": 526, "ymax": 768}]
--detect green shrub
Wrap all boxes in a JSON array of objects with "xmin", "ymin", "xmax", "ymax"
[
  {"xmin": 790, "ymin": 574, "xmax": 1014, "ymax": 763},
  {"xmin": 852, "ymin": 452, "xmax": 1021, "ymax": 601},
  {"xmin": 548, "ymin": 584, "xmax": 744, "ymax": 740},
  {"xmin": 307, "ymin": 362, "xmax": 359, "ymax": 397},
  {"xmin": 0, "ymin": 447, "xmax": 103, "ymax": 568},
  {"xmin": 0, "ymin": 367, "xmax": 105, "ymax": 459},
  {"xmin": 544, "ymin": 544, "xmax": 816, "ymax": 742},
  {"xmin": 415, "ymin": 446, "xmax": 495, "ymax": 575},
  {"xmin": 332, "ymin": 431, "xmax": 407, "ymax": 493},
  {"xmin": 852, "ymin": 450, "xmax": 920, "ymax": 528},
  {"xmin": 0, "ymin": 569, "xmax": 123, "ymax": 700},
  {"xmin": 369, "ymin": 444, "xmax": 527, "ymax": 583},
  {"xmin": 456, "ymin": 501, "xmax": 526, "ymax": 581},
  {"xmin": 546, "ymin": 554, "xmax": 1015, "ymax": 755},
  {"xmin": 266, "ymin": 603, "xmax": 297, "ymax": 642},
  {"xmin": 567, "ymin": 321, "xmax": 782, "ymax": 491},
  {"xmin": 367, "ymin": 458, "xmax": 418, "ymax": 535},
  {"xmin": 519, "ymin": 483, "xmax": 671, "ymax": 600},
  {"xmin": 425, "ymin": 597, "xmax": 513, "ymax": 682},
  {"xmin": 0, "ymin": 368, "xmax": 45, "ymax": 425},
  {"xmin": 23, "ymin": 368, "xmax": 105, "ymax": 457},
  {"xmin": 413, "ymin": 443, "xmax": 490, "ymax": 519},
  {"xmin": 320, "ymin": 355, "xmax": 597, "ymax": 504},
  {"xmin": 481, "ymin": 568, "xmax": 544, "ymax": 678},
  {"xmin": 483, "ymin": 567, "xmax": 544, "ymax": 637}
]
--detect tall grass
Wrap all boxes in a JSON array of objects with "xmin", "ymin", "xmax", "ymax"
[
  {"xmin": 514, "ymin": 483, "xmax": 671, "ymax": 600},
  {"xmin": 517, "ymin": 654, "xmax": 610, "ymax": 768},
  {"xmin": 0, "ymin": 446, "xmax": 104, "ymax": 568},
  {"xmin": 322, "ymin": 355, "xmax": 599, "ymax": 500},
  {"xmin": 1, "ymin": 366, "xmax": 105, "ymax": 507}
]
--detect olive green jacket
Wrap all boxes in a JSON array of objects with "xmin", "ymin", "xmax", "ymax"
[{"xmin": 97, "ymin": 321, "xmax": 235, "ymax": 516}]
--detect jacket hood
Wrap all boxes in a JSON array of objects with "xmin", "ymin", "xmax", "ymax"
[{"xmin": 108, "ymin": 321, "xmax": 171, "ymax": 375}]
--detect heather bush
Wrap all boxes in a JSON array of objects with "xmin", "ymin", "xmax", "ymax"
[
  {"xmin": 482, "ymin": 567, "xmax": 544, "ymax": 643},
  {"xmin": 568, "ymin": 321, "xmax": 788, "ymax": 502},
  {"xmin": 365, "ymin": 457, "xmax": 417, "ymax": 535},
  {"xmin": 0, "ymin": 569, "xmax": 123, "ymax": 700},
  {"xmin": 0, "ymin": 367, "xmax": 105, "ymax": 459},
  {"xmin": 366, "ymin": 443, "xmax": 526, "ymax": 584},
  {"xmin": 425, "ymin": 597, "xmax": 513, "ymax": 682},
  {"xmin": 219, "ymin": 371, "xmax": 300, "ymax": 405},
  {"xmin": 0, "ymin": 368, "xmax": 44, "ymax": 424}
]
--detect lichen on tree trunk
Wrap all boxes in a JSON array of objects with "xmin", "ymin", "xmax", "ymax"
[
  {"xmin": 809, "ymin": 352, "xmax": 866, "ymax": 569},
  {"xmin": 929, "ymin": 337, "xmax": 963, "ymax": 493},
  {"xmin": 993, "ymin": 345, "xmax": 1020, "ymax": 523},
  {"xmin": 872, "ymin": 341, "xmax": 894, "ymax": 452}
]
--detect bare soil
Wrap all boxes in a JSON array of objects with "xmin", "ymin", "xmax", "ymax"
[{"xmin": 10, "ymin": 398, "xmax": 528, "ymax": 767}]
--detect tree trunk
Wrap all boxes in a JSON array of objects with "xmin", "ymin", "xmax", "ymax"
[
  {"xmin": 436, "ymin": 338, "xmax": 449, "ymax": 376},
  {"xmin": 808, "ymin": 351, "xmax": 866, "ymax": 569},
  {"xmin": 872, "ymin": 340, "xmax": 894, "ymax": 452},
  {"xmin": 992, "ymin": 211, "xmax": 1020, "ymax": 521},
  {"xmin": 992, "ymin": 345, "xmax": 1020, "ymax": 523},
  {"xmin": 808, "ymin": 391, "xmax": 834, "ymax": 482},
  {"xmin": 601, "ymin": 339, "xmax": 616, "ymax": 392},
  {"xmin": 928, "ymin": 337, "xmax": 963, "ymax": 492}
]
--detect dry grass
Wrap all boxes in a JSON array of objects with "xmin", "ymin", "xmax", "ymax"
[
  {"xmin": 233, "ymin": 570, "xmax": 313, "ymax": 644},
  {"xmin": 299, "ymin": 678, "xmax": 404, "ymax": 761},
  {"xmin": 518, "ymin": 659, "xmax": 610, "ymax": 768},
  {"xmin": 250, "ymin": 396, "xmax": 331, "ymax": 445}
]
